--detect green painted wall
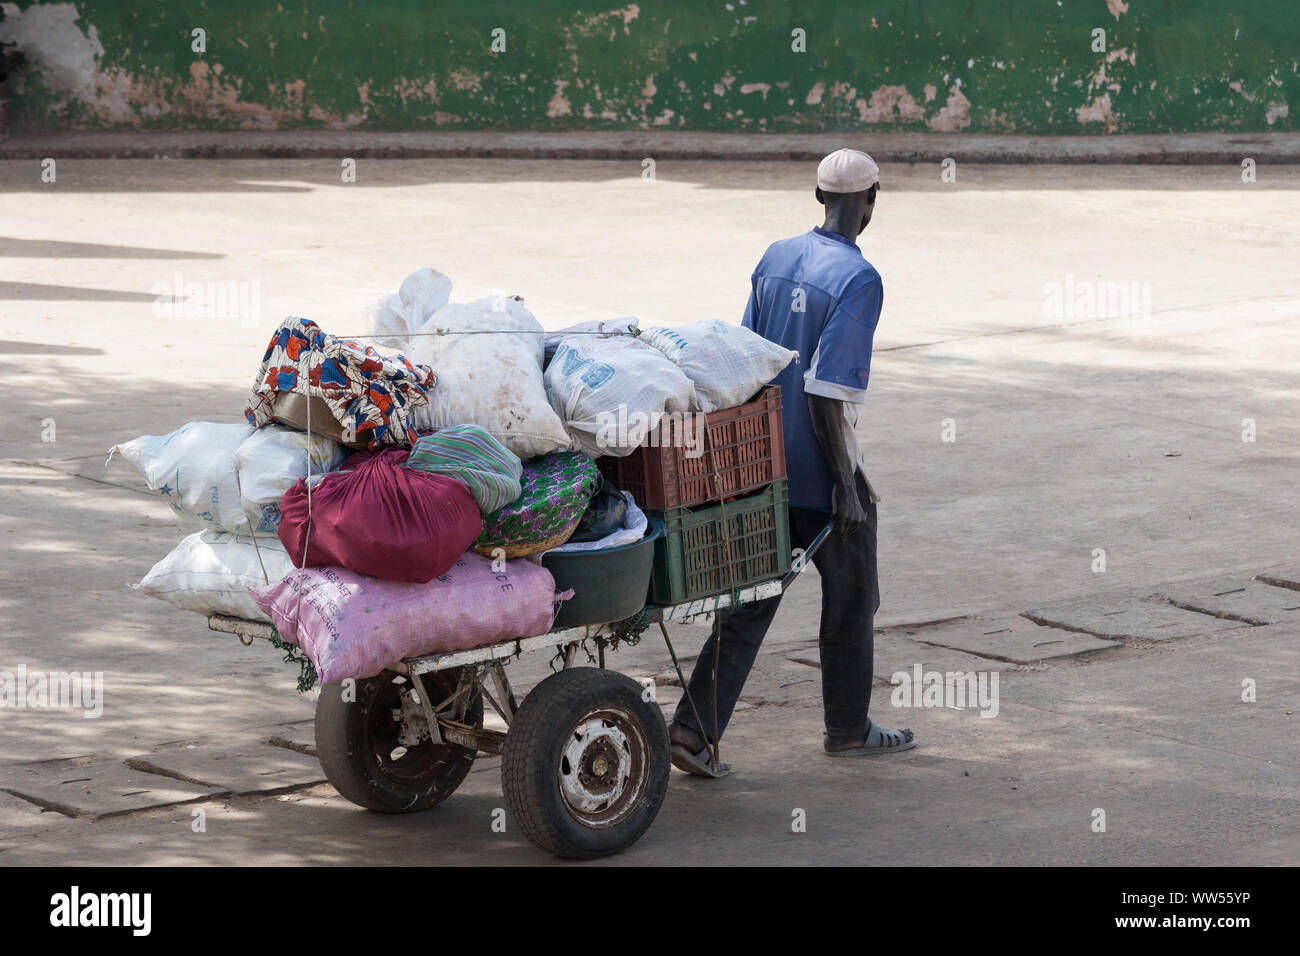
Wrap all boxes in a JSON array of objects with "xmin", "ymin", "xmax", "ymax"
[{"xmin": 2, "ymin": 0, "xmax": 1296, "ymax": 133}]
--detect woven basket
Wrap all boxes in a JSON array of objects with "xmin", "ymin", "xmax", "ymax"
[{"xmin": 474, "ymin": 521, "xmax": 579, "ymax": 559}]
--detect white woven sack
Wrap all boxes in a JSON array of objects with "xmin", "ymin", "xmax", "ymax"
[
  {"xmin": 408, "ymin": 296, "xmax": 573, "ymax": 459},
  {"xmin": 544, "ymin": 336, "xmax": 697, "ymax": 457},
  {"xmin": 135, "ymin": 530, "xmax": 294, "ymax": 622},
  {"xmin": 642, "ymin": 320, "xmax": 797, "ymax": 412},
  {"xmin": 109, "ymin": 422, "xmax": 253, "ymax": 533},
  {"xmin": 235, "ymin": 425, "xmax": 347, "ymax": 532}
]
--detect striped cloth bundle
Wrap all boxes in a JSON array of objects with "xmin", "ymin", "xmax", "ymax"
[{"xmin": 406, "ymin": 425, "xmax": 523, "ymax": 513}]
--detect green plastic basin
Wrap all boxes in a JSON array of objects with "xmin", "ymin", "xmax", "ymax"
[{"xmin": 541, "ymin": 521, "xmax": 663, "ymax": 628}]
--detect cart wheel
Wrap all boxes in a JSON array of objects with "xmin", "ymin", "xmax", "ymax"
[
  {"xmin": 502, "ymin": 667, "xmax": 669, "ymax": 859},
  {"xmin": 315, "ymin": 668, "xmax": 482, "ymax": 814}
]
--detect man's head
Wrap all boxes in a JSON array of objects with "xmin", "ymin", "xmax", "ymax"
[{"xmin": 815, "ymin": 148, "xmax": 879, "ymax": 236}]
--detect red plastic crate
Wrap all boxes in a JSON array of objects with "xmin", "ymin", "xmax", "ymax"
[{"xmin": 598, "ymin": 386, "xmax": 786, "ymax": 511}]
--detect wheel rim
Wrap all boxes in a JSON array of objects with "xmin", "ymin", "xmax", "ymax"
[
  {"xmin": 363, "ymin": 673, "xmax": 469, "ymax": 786},
  {"xmin": 557, "ymin": 705, "xmax": 649, "ymax": 828}
]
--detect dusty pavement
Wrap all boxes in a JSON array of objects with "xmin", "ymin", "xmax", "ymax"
[{"xmin": 0, "ymin": 158, "xmax": 1296, "ymax": 865}]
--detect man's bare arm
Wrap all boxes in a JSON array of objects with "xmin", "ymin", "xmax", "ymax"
[{"xmin": 808, "ymin": 393, "xmax": 866, "ymax": 535}]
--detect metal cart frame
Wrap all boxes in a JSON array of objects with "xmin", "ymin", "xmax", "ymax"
[{"xmin": 207, "ymin": 576, "xmax": 794, "ymax": 859}]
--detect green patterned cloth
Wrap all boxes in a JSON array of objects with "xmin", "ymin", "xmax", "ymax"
[
  {"xmin": 476, "ymin": 451, "xmax": 602, "ymax": 550},
  {"xmin": 406, "ymin": 425, "xmax": 523, "ymax": 513}
]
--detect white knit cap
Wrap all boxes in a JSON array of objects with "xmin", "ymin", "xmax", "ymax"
[{"xmin": 816, "ymin": 148, "xmax": 880, "ymax": 193}]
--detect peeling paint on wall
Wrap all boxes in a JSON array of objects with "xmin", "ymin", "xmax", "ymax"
[
  {"xmin": 2, "ymin": 1, "xmax": 101, "ymax": 103},
  {"xmin": 0, "ymin": 0, "xmax": 1295, "ymax": 134},
  {"xmin": 859, "ymin": 85, "xmax": 926, "ymax": 123},
  {"xmin": 927, "ymin": 85, "xmax": 972, "ymax": 132},
  {"xmin": 1076, "ymin": 93, "xmax": 1117, "ymax": 131}
]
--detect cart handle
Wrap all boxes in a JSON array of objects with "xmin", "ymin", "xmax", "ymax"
[{"xmin": 780, "ymin": 521, "xmax": 833, "ymax": 590}]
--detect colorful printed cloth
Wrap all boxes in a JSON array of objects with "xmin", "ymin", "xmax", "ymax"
[
  {"xmin": 476, "ymin": 451, "xmax": 601, "ymax": 550},
  {"xmin": 245, "ymin": 317, "xmax": 435, "ymax": 451},
  {"xmin": 406, "ymin": 425, "xmax": 523, "ymax": 513}
]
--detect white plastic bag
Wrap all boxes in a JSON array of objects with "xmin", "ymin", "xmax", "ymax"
[
  {"xmin": 135, "ymin": 530, "xmax": 295, "ymax": 622},
  {"xmin": 234, "ymin": 425, "xmax": 348, "ymax": 532},
  {"xmin": 642, "ymin": 320, "xmax": 798, "ymax": 412},
  {"xmin": 543, "ymin": 336, "xmax": 697, "ymax": 457},
  {"xmin": 408, "ymin": 296, "xmax": 573, "ymax": 459},
  {"xmin": 110, "ymin": 422, "xmax": 253, "ymax": 532},
  {"xmin": 364, "ymin": 267, "xmax": 453, "ymax": 352},
  {"xmin": 544, "ymin": 492, "xmax": 648, "ymax": 554}
]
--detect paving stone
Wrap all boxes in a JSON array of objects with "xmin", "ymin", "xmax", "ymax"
[
  {"xmin": 263, "ymin": 719, "xmax": 316, "ymax": 756},
  {"xmin": 652, "ymin": 683, "xmax": 683, "ymax": 711},
  {"xmin": 1023, "ymin": 597, "xmax": 1245, "ymax": 642},
  {"xmin": 865, "ymin": 631, "xmax": 1014, "ymax": 686},
  {"xmin": 1253, "ymin": 566, "xmax": 1300, "ymax": 593},
  {"xmin": 736, "ymin": 655, "xmax": 829, "ymax": 706},
  {"xmin": 1153, "ymin": 576, "xmax": 1300, "ymax": 626},
  {"xmin": 124, "ymin": 742, "xmax": 325, "ymax": 794},
  {"xmin": 3, "ymin": 755, "xmax": 224, "ymax": 818},
  {"xmin": 0, "ymin": 788, "xmax": 68, "ymax": 838},
  {"xmin": 901, "ymin": 615, "xmax": 1119, "ymax": 663}
]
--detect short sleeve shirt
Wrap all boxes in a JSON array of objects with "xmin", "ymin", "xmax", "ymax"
[{"xmin": 742, "ymin": 226, "xmax": 883, "ymax": 512}]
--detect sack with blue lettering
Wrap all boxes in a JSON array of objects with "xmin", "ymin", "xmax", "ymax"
[
  {"xmin": 111, "ymin": 421, "xmax": 347, "ymax": 534},
  {"xmin": 110, "ymin": 422, "xmax": 253, "ymax": 532},
  {"xmin": 642, "ymin": 320, "xmax": 797, "ymax": 413},
  {"xmin": 543, "ymin": 335, "xmax": 696, "ymax": 457},
  {"xmin": 543, "ymin": 317, "xmax": 640, "ymax": 370},
  {"xmin": 234, "ymin": 424, "xmax": 348, "ymax": 532}
]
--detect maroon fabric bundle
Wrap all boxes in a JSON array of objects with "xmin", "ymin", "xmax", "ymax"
[{"xmin": 277, "ymin": 449, "xmax": 482, "ymax": 583}]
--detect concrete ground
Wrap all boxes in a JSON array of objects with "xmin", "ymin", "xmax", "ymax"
[{"xmin": 0, "ymin": 158, "xmax": 1296, "ymax": 865}]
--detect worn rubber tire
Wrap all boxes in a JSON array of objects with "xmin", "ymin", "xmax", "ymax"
[
  {"xmin": 502, "ymin": 667, "xmax": 669, "ymax": 859},
  {"xmin": 315, "ymin": 668, "xmax": 482, "ymax": 814}
]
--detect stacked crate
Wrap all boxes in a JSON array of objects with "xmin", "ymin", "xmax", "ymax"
[{"xmin": 597, "ymin": 385, "xmax": 791, "ymax": 605}]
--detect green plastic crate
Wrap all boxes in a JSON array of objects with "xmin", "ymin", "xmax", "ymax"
[{"xmin": 649, "ymin": 481, "xmax": 791, "ymax": 606}]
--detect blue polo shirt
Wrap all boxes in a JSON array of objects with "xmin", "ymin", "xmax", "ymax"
[{"xmin": 742, "ymin": 226, "xmax": 883, "ymax": 513}]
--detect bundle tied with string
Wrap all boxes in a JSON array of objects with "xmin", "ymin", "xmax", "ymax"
[
  {"xmin": 241, "ymin": 322, "xmax": 644, "ymax": 678},
  {"xmin": 244, "ymin": 316, "xmax": 435, "ymax": 452}
]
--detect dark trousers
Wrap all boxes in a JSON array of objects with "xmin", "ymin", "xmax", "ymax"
[{"xmin": 671, "ymin": 473, "xmax": 880, "ymax": 743}]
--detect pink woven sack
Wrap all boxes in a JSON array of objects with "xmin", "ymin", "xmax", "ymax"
[{"xmin": 250, "ymin": 553, "xmax": 558, "ymax": 684}]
